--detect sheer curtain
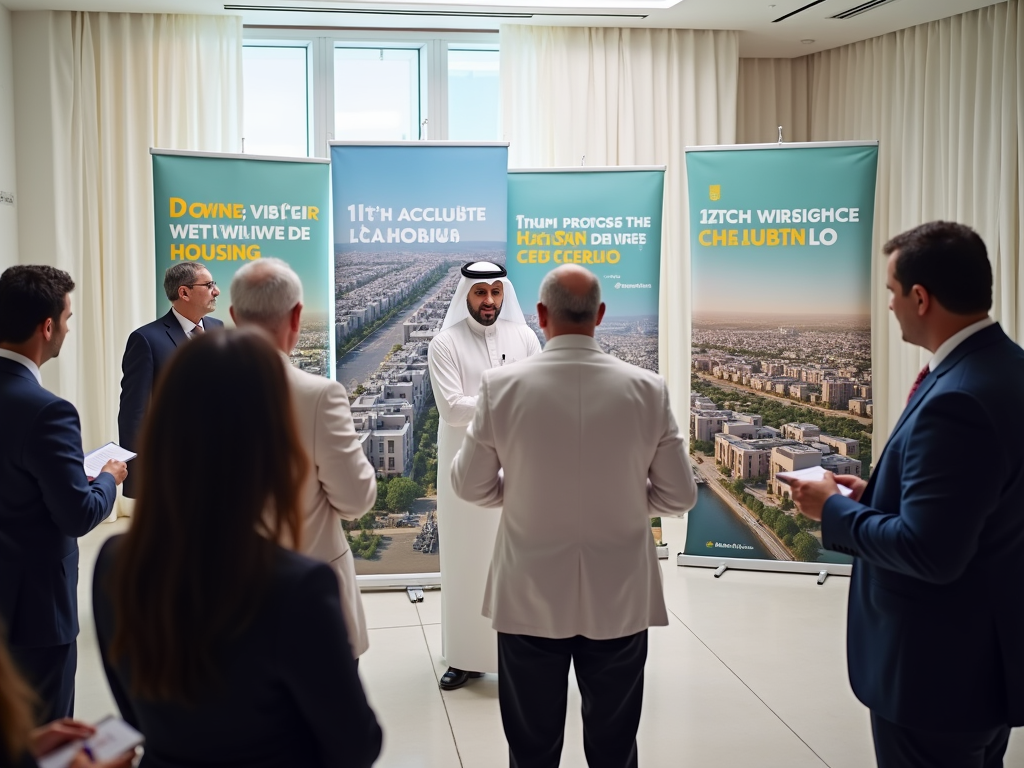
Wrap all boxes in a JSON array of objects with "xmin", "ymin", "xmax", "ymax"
[
  {"xmin": 738, "ymin": 0, "xmax": 1023, "ymax": 453},
  {"xmin": 500, "ymin": 24, "xmax": 739, "ymax": 412},
  {"xmin": 12, "ymin": 12, "xmax": 242, "ymax": 481}
]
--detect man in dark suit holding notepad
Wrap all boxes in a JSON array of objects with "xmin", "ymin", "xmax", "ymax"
[
  {"xmin": 0, "ymin": 265, "xmax": 126, "ymax": 720},
  {"xmin": 788, "ymin": 222, "xmax": 1024, "ymax": 768},
  {"xmin": 118, "ymin": 262, "xmax": 222, "ymax": 499}
]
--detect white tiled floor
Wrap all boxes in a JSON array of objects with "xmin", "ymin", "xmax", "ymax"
[{"xmin": 76, "ymin": 517, "xmax": 1024, "ymax": 767}]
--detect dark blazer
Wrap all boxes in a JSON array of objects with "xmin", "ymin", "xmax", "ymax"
[
  {"xmin": 0, "ymin": 357, "xmax": 117, "ymax": 647},
  {"xmin": 93, "ymin": 536, "xmax": 383, "ymax": 768},
  {"xmin": 117, "ymin": 309, "xmax": 223, "ymax": 497},
  {"xmin": 823, "ymin": 323, "xmax": 1024, "ymax": 732}
]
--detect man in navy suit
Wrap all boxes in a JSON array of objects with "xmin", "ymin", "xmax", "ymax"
[
  {"xmin": 118, "ymin": 262, "xmax": 222, "ymax": 498},
  {"xmin": 790, "ymin": 221, "xmax": 1024, "ymax": 768},
  {"xmin": 0, "ymin": 265, "xmax": 127, "ymax": 720}
]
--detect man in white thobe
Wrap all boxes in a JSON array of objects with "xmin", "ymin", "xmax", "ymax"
[{"xmin": 428, "ymin": 261, "xmax": 541, "ymax": 690}]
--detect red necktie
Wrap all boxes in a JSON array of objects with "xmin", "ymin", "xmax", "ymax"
[{"xmin": 906, "ymin": 365, "xmax": 929, "ymax": 404}]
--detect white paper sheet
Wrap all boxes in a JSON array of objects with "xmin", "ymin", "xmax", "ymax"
[
  {"xmin": 84, "ymin": 442, "xmax": 136, "ymax": 479},
  {"xmin": 775, "ymin": 465, "xmax": 854, "ymax": 497},
  {"xmin": 38, "ymin": 716, "xmax": 144, "ymax": 768}
]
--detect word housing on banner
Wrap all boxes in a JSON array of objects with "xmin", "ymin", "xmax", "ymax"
[{"xmin": 151, "ymin": 149, "xmax": 333, "ymax": 378}]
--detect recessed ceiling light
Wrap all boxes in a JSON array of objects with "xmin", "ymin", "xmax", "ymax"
[{"xmin": 801, "ymin": 39, "xmax": 816, "ymax": 44}]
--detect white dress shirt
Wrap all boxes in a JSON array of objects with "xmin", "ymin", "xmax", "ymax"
[
  {"xmin": 929, "ymin": 316, "xmax": 995, "ymax": 371},
  {"xmin": 0, "ymin": 348, "xmax": 42, "ymax": 385},
  {"xmin": 172, "ymin": 307, "xmax": 205, "ymax": 336}
]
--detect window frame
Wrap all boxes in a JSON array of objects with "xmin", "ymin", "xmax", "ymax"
[
  {"xmin": 241, "ymin": 39, "xmax": 314, "ymax": 158},
  {"xmin": 242, "ymin": 28, "xmax": 500, "ymax": 157}
]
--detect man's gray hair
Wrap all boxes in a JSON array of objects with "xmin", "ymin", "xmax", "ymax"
[
  {"xmin": 163, "ymin": 262, "xmax": 208, "ymax": 302},
  {"xmin": 539, "ymin": 269, "xmax": 601, "ymax": 324},
  {"xmin": 230, "ymin": 258, "xmax": 304, "ymax": 325}
]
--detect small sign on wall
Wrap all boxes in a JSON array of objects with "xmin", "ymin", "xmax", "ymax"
[{"xmin": 0, "ymin": 191, "xmax": 14, "ymax": 206}]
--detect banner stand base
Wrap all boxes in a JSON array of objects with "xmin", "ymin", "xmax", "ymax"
[
  {"xmin": 656, "ymin": 544, "xmax": 670, "ymax": 560},
  {"xmin": 358, "ymin": 572, "xmax": 442, "ymax": 591},
  {"xmin": 677, "ymin": 554, "xmax": 851, "ymax": 583}
]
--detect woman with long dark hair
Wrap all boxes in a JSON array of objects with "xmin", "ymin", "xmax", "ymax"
[{"xmin": 92, "ymin": 328, "xmax": 382, "ymax": 767}]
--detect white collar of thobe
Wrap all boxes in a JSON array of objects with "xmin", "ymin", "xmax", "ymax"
[
  {"xmin": 0, "ymin": 348, "xmax": 42, "ymax": 385},
  {"xmin": 465, "ymin": 316, "xmax": 498, "ymax": 337}
]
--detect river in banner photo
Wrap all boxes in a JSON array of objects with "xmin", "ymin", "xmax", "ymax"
[{"xmin": 685, "ymin": 485, "xmax": 851, "ymax": 564}]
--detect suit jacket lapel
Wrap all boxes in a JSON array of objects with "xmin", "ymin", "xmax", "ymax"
[{"xmin": 162, "ymin": 309, "xmax": 188, "ymax": 347}]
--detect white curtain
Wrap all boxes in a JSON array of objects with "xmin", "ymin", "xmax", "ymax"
[
  {"xmin": 738, "ymin": 0, "xmax": 1023, "ymax": 454},
  {"xmin": 500, "ymin": 24, "xmax": 740, "ymax": 413},
  {"xmin": 17, "ymin": 12, "xmax": 242, "ymax": 460}
]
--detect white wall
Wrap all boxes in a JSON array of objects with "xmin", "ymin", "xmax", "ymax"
[{"xmin": 0, "ymin": 4, "xmax": 17, "ymax": 271}]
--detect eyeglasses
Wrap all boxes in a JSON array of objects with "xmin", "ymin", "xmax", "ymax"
[{"xmin": 184, "ymin": 281, "xmax": 218, "ymax": 290}]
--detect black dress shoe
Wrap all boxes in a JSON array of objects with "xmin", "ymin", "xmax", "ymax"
[{"xmin": 439, "ymin": 667, "xmax": 485, "ymax": 690}]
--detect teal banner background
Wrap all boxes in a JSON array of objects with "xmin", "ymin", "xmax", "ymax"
[
  {"xmin": 507, "ymin": 169, "xmax": 664, "ymax": 372},
  {"xmin": 683, "ymin": 143, "xmax": 878, "ymax": 566},
  {"xmin": 152, "ymin": 151, "xmax": 332, "ymax": 376}
]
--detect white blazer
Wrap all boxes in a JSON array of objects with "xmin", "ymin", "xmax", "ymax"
[
  {"xmin": 285, "ymin": 360, "xmax": 377, "ymax": 657},
  {"xmin": 451, "ymin": 334, "xmax": 697, "ymax": 640}
]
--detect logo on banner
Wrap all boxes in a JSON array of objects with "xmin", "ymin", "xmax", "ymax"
[{"xmin": 709, "ymin": 184, "xmax": 721, "ymax": 201}]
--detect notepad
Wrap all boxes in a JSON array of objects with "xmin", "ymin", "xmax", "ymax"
[
  {"xmin": 84, "ymin": 442, "xmax": 136, "ymax": 479},
  {"xmin": 38, "ymin": 716, "xmax": 144, "ymax": 768},
  {"xmin": 775, "ymin": 466, "xmax": 854, "ymax": 497}
]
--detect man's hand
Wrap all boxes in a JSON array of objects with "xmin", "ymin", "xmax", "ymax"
[
  {"xmin": 833, "ymin": 474, "xmax": 867, "ymax": 502},
  {"xmin": 788, "ymin": 472, "xmax": 841, "ymax": 522},
  {"xmin": 100, "ymin": 459, "xmax": 128, "ymax": 486}
]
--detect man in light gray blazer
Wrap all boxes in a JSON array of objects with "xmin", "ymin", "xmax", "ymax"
[
  {"xmin": 231, "ymin": 259, "xmax": 377, "ymax": 659},
  {"xmin": 452, "ymin": 264, "xmax": 698, "ymax": 768}
]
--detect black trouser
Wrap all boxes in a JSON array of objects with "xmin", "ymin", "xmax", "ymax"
[
  {"xmin": 498, "ymin": 630, "xmax": 647, "ymax": 768},
  {"xmin": 11, "ymin": 641, "xmax": 77, "ymax": 721},
  {"xmin": 871, "ymin": 711, "xmax": 1010, "ymax": 768}
]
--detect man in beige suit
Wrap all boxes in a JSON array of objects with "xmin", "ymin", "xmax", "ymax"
[
  {"xmin": 452, "ymin": 264, "xmax": 697, "ymax": 768},
  {"xmin": 230, "ymin": 259, "xmax": 377, "ymax": 659}
]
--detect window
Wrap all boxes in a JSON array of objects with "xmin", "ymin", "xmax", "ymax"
[
  {"xmin": 242, "ymin": 45, "xmax": 309, "ymax": 157},
  {"xmin": 378, "ymin": 442, "xmax": 384, "ymax": 453},
  {"xmin": 379, "ymin": 457, "xmax": 384, "ymax": 469},
  {"xmin": 447, "ymin": 48, "xmax": 500, "ymax": 141},
  {"xmin": 335, "ymin": 47, "xmax": 420, "ymax": 141},
  {"xmin": 388, "ymin": 457, "xmax": 395, "ymax": 470},
  {"xmin": 388, "ymin": 440, "xmax": 395, "ymax": 454},
  {"xmin": 242, "ymin": 31, "xmax": 499, "ymax": 153}
]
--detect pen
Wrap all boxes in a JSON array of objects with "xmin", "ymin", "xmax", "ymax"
[
  {"xmin": 501, "ymin": 354, "xmax": 505, "ymax": 366},
  {"xmin": 82, "ymin": 745, "xmax": 95, "ymax": 761}
]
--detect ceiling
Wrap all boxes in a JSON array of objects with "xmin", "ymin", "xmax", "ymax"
[{"xmin": 1, "ymin": 0, "xmax": 1003, "ymax": 57}]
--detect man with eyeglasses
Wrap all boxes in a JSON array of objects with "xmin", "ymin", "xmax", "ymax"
[{"xmin": 118, "ymin": 262, "xmax": 223, "ymax": 499}]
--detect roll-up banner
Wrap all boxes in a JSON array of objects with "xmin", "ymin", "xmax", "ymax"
[
  {"xmin": 681, "ymin": 142, "xmax": 878, "ymax": 577},
  {"xmin": 330, "ymin": 141, "xmax": 509, "ymax": 583},
  {"xmin": 151, "ymin": 149, "xmax": 333, "ymax": 376},
  {"xmin": 506, "ymin": 168, "xmax": 665, "ymax": 373},
  {"xmin": 507, "ymin": 167, "xmax": 668, "ymax": 552}
]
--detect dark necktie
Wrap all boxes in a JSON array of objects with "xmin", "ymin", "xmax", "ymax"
[
  {"xmin": 906, "ymin": 364, "xmax": 929, "ymax": 404},
  {"xmin": 191, "ymin": 323, "xmax": 204, "ymax": 337}
]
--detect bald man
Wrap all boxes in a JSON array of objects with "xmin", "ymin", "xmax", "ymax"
[{"xmin": 452, "ymin": 265, "xmax": 697, "ymax": 768}]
